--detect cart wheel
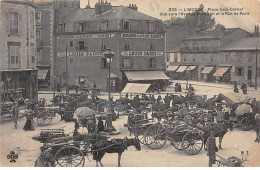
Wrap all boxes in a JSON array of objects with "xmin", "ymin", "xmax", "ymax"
[
  {"xmin": 182, "ymin": 131, "xmax": 203, "ymax": 155},
  {"xmin": 37, "ymin": 111, "xmax": 53, "ymax": 126},
  {"xmin": 136, "ymin": 135, "xmax": 146, "ymax": 145},
  {"xmin": 97, "ymin": 102, "xmax": 108, "ymax": 114},
  {"xmin": 144, "ymin": 124, "xmax": 166, "ymax": 149},
  {"xmin": 54, "ymin": 146, "xmax": 85, "ymax": 167},
  {"xmin": 171, "ymin": 137, "xmax": 183, "ymax": 150}
]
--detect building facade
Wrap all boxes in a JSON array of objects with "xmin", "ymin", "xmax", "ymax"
[
  {"xmin": 0, "ymin": 0, "xmax": 38, "ymax": 102},
  {"xmin": 54, "ymin": 0, "xmax": 167, "ymax": 91},
  {"xmin": 167, "ymin": 28, "xmax": 253, "ymax": 83}
]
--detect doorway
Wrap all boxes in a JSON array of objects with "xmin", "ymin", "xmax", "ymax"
[{"xmin": 248, "ymin": 66, "xmax": 252, "ymax": 80}]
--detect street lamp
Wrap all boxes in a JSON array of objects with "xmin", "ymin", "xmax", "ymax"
[
  {"xmin": 104, "ymin": 48, "xmax": 116, "ymax": 132},
  {"xmin": 52, "ymin": 76, "xmax": 56, "ymax": 102}
]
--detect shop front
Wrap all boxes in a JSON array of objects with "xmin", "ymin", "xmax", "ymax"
[
  {"xmin": 175, "ymin": 66, "xmax": 188, "ymax": 80},
  {"xmin": 122, "ymin": 71, "xmax": 169, "ymax": 92},
  {"xmin": 0, "ymin": 69, "xmax": 38, "ymax": 103},
  {"xmin": 166, "ymin": 65, "xmax": 179, "ymax": 80},
  {"xmin": 213, "ymin": 66, "xmax": 231, "ymax": 83},
  {"xmin": 38, "ymin": 69, "xmax": 50, "ymax": 90},
  {"xmin": 186, "ymin": 65, "xmax": 198, "ymax": 81},
  {"xmin": 201, "ymin": 66, "xmax": 216, "ymax": 82}
]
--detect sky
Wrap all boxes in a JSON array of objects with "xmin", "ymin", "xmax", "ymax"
[{"xmin": 80, "ymin": 0, "xmax": 260, "ymax": 32}]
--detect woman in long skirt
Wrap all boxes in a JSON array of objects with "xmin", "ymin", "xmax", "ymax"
[{"xmin": 23, "ymin": 110, "xmax": 35, "ymax": 131}]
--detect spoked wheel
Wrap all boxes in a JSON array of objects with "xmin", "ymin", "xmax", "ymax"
[
  {"xmin": 37, "ymin": 111, "xmax": 53, "ymax": 126},
  {"xmin": 54, "ymin": 146, "xmax": 85, "ymax": 167},
  {"xmin": 136, "ymin": 134, "xmax": 146, "ymax": 145},
  {"xmin": 144, "ymin": 124, "xmax": 166, "ymax": 149},
  {"xmin": 97, "ymin": 102, "xmax": 109, "ymax": 114},
  {"xmin": 182, "ymin": 131, "xmax": 203, "ymax": 155},
  {"xmin": 171, "ymin": 135, "xmax": 184, "ymax": 150}
]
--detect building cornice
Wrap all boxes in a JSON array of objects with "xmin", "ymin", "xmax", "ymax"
[{"xmin": 1, "ymin": 0, "xmax": 37, "ymax": 8}]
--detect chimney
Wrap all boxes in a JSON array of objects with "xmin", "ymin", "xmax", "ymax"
[
  {"xmin": 95, "ymin": 0, "xmax": 112, "ymax": 15},
  {"xmin": 85, "ymin": 0, "xmax": 91, "ymax": 9},
  {"xmin": 128, "ymin": 4, "xmax": 138, "ymax": 11},
  {"xmin": 254, "ymin": 25, "xmax": 259, "ymax": 37}
]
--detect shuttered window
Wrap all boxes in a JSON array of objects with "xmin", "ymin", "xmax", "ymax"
[{"xmin": 9, "ymin": 46, "xmax": 20, "ymax": 68}]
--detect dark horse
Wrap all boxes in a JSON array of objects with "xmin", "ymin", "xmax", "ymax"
[
  {"xmin": 91, "ymin": 137, "xmax": 141, "ymax": 167},
  {"xmin": 197, "ymin": 121, "xmax": 233, "ymax": 150}
]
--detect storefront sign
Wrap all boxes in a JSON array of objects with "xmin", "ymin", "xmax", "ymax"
[
  {"xmin": 121, "ymin": 51, "xmax": 163, "ymax": 56},
  {"xmin": 57, "ymin": 33, "xmax": 115, "ymax": 40},
  {"xmin": 121, "ymin": 33, "xmax": 163, "ymax": 39},
  {"xmin": 57, "ymin": 52, "xmax": 104, "ymax": 57}
]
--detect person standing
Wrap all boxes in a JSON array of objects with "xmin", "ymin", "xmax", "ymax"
[
  {"xmin": 241, "ymin": 82, "xmax": 247, "ymax": 95},
  {"xmin": 255, "ymin": 113, "xmax": 260, "ymax": 142},
  {"xmin": 216, "ymin": 104, "xmax": 224, "ymax": 123},
  {"xmin": 234, "ymin": 82, "xmax": 239, "ymax": 93},
  {"xmin": 207, "ymin": 131, "xmax": 218, "ymax": 167},
  {"xmin": 11, "ymin": 102, "xmax": 19, "ymax": 129}
]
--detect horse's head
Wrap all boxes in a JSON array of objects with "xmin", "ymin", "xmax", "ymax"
[{"xmin": 125, "ymin": 137, "xmax": 141, "ymax": 151}]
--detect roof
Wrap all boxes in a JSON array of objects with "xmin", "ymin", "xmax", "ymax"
[
  {"xmin": 221, "ymin": 37, "xmax": 260, "ymax": 51},
  {"xmin": 58, "ymin": 6, "xmax": 159, "ymax": 23}
]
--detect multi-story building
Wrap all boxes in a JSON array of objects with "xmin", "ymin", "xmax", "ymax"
[
  {"xmin": 35, "ymin": 1, "xmax": 55, "ymax": 90},
  {"xmin": 169, "ymin": 28, "xmax": 252, "ymax": 82},
  {"xmin": 219, "ymin": 37, "xmax": 260, "ymax": 86},
  {"xmin": 0, "ymin": 0, "xmax": 37, "ymax": 101},
  {"xmin": 54, "ymin": 0, "xmax": 167, "ymax": 91}
]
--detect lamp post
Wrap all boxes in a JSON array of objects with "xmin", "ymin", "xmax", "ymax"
[
  {"xmin": 52, "ymin": 76, "xmax": 56, "ymax": 103},
  {"xmin": 104, "ymin": 48, "xmax": 116, "ymax": 132}
]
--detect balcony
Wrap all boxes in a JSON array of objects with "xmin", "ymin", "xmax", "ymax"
[{"xmin": 180, "ymin": 46, "xmax": 219, "ymax": 53}]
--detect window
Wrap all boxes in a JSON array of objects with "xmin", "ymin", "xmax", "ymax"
[
  {"xmin": 183, "ymin": 56, "xmax": 187, "ymax": 62},
  {"xmin": 57, "ymin": 23, "xmax": 65, "ymax": 33},
  {"xmin": 150, "ymin": 40, "xmax": 155, "ymax": 50},
  {"xmin": 31, "ymin": 44, "xmax": 36, "ymax": 64},
  {"xmin": 79, "ymin": 41, "xmax": 85, "ymax": 51},
  {"xmin": 37, "ymin": 49, "xmax": 42, "ymax": 63},
  {"xmin": 36, "ymin": 12, "xmax": 41, "ymax": 25},
  {"xmin": 9, "ymin": 46, "xmax": 20, "ymax": 68},
  {"xmin": 174, "ymin": 53, "xmax": 178, "ymax": 62},
  {"xmin": 101, "ymin": 58, "xmax": 107, "ymax": 68},
  {"xmin": 237, "ymin": 52, "xmax": 243, "ymax": 62},
  {"xmin": 101, "ymin": 20, "xmax": 108, "ymax": 31},
  {"xmin": 225, "ymin": 53, "xmax": 230, "ymax": 63},
  {"xmin": 235, "ymin": 66, "xmax": 244, "ymax": 76},
  {"xmin": 210, "ymin": 56, "xmax": 214, "ymax": 62},
  {"xmin": 124, "ymin": 40, "xmax": 130, "ymax": 50},
  {"xmin": 230, "ymin": 52, "xmax": 237, "ymax": 62},
  {"xmin": 78, "ymin": 22, "xmax": 85, "ymax": 32},
  {"xmin": 148, "ymin": 21, "xmax": 155, "ymax": 31},
  {"xmin": 32, "ymin": 56, "xmax": 36, "ymax": 64},
  {"xmin": 70, "ymin": 59, "xmax": 73, "ymax": 64},
  {"xmin": 123, "ymin": 58, "xmax": 133, "ymax": 68},
  {"xmin": 248, "ymin": 52, "xmax": 253, "ymax": 62},
  {"xmin": 149, "ymin": 58, "xmax": 156, "ymax": 68},
  {"xmin": 10, "ymin": 12, "xmax": 18, "ymax": 34},
  {"xmin": 166, "ymin": 54, "xmax": 170, "ymax": 62},
  {"xmin": 36, "ymin": 29, "xmax": 41, "ymax": 40},
  {"xmin": 192, "ymin": 56, "xmax": 196, "ymax": 62},
  {"xmin": 101, "ymin": 39, "xmax": 107, "ymax": 50},
  {"xmin": 30, "ymin": 12, "xmax": 34, "ymax": 37},
  {"xmin": 123, "ymin": 20, "xmax": 130, "ymax": 30},
  {"xmin": 70, "ymin": 41, "xmax": 73, "ymax": 48}
]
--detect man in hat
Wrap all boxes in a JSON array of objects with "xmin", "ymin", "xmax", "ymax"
[
  {"xmin": 43, "ymin": 148, "xmax": 54, "ymax": 167},
  {"xmin": 207, "ymin": 131, "xmax": 218, "ymax": 167}
]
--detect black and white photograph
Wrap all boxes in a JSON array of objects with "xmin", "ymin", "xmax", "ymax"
[{"xmin": 0, "ymin": 0, "xmax": 259, "ymax": 167}]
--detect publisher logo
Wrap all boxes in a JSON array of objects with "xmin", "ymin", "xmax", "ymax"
[{"xmin": 7, "ymin": 151, "xmax": 18, "ymax": 163}]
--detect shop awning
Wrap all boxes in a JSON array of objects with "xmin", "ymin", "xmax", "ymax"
[
  {"xmin": 125, "ymin": 71, "xmax": 169, "ymax": 81},
  {"xmin": 213, "ymin": 67, "xmax": 230, "ymax": 77},
  {"xmin": 167, "ymin": 65, "xmax": 179, "ymax": 72},
  {"xmin": 186, "ymin": 66, "xmax": 197, "ymax": 71},
  {"xmin": 38, "ymin": 69, "xmax": 49, "ymax": 80},
  {"xmin": 201, "ymin": 66, "xmax": 214, "ymax": 74},
  {"xmin": 176, "ymin": 66, "xmax": 188, "ymax": 73},
  {"xmin": 121, "ymin": 83, "xmax": 151, "ymax": 94}
]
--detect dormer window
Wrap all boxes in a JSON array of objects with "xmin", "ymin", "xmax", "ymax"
[
  {"xmin": 101, "ymin": 20, "xmax": 108, "ymax": 31},
  {"xmin": 148, "ymin": 21, "xmax": 155, "ymax": 31},
  {"xmin": 123, "ymin": 20, "xmax": 130, "ymax": 30},
  {"xmin": 78, "ymin": 22, "xmax": 85, "ymax": 32},
  {"xmin": 57, "ymin": 23, "xmax": 65, "ymax": 33}
]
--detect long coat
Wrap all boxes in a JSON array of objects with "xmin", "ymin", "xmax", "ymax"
[{"xmin": 207, "ymin": 135, "xmax": 217, "ymax": 164}]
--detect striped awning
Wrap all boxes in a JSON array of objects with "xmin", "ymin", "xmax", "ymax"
[
  {"xmin": 186, "ymin": 66, "xmax": 197, "ymax": 71},
  {"xmin": 125, "ymin": 71, "xmax": 169, "ymax": 81},
  {"xmin": 167, "ymin": 65, "xmax": 179, "ymax": 72},
  {"xmin": 213, "ymin": 67, "xmax": 230, "ymax": 77},
  {"xmin": 201, "ymin": 66, "xmax": 214, "ymax": 74},
  {"xmin": 176, "ymin": 66, "xmax": 188, "ymax": 73},
  {"xmin": 38, "ymin": 69, "xmax": 49, "ymax": 80},
  {"xmin": 121, "ymin": 83, "xmax": 151, "ymax": 94}
]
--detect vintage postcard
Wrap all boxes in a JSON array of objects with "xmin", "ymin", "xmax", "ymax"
[{"xmin": 0, "ymin": 0, "xmax": 260, "ymax": 167}]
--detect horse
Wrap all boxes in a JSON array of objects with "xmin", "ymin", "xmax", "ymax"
[
  {"xmin": 91, "ymin": 137, "xmax": 141, "ymax": 167},
  {"xmin": 197, "ymin": 121, "xmax": 233, "ymax": 150}
]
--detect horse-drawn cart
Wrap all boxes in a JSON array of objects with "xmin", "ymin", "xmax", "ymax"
[{"xmin": 143, "ymin": 122, "xmax": 204, "ymax": 155}]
